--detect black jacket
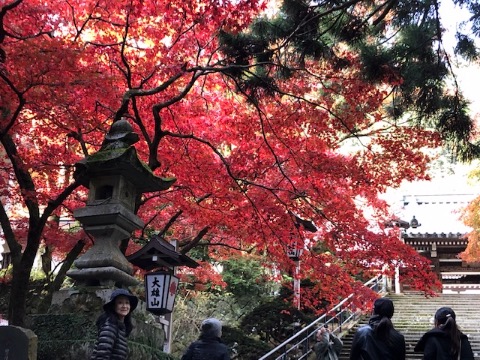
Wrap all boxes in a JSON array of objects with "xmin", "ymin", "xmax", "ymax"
[
  {"xmin": 349, "ymin": 316, "xmax": 406, "ymax": 360},
  {"xmin": 90, "ymin": 317, "xmax": 129, "ymax": 360},
  {"xmin": 181, "ymin": 335, "xmax": 230, "ymax": 360},
  {"xmin": 414, "ymin": 328, "xmax": 474, "ymax": 360}
]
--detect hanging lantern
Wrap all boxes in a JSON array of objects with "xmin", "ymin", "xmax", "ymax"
[
  {"xmin": 287, "ymin": 242, "xmax": 303, "ymax": 261},
  {"xmin": 144, "ymin": 271, "xmax": 179, "ymax": 315}
]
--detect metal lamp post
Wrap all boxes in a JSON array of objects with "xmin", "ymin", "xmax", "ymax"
[
  {"xmin": 388, "ymin": 216, "xmax": 420, "ymax": 294},
  {"xmin": 287, "ymin": 244, "xmax": 303, "ymax": 310},
  {"xmin": 286, "ymin": 214, "xmax": 317, "ymax": 310}
]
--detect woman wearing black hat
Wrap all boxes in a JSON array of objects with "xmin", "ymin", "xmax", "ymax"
[
  {"xmin": 414, "ymin": 307, "xmax": 474, "ymax": 360},
  {"xmin": 349, "ymin": 298, "xmax": 405, "ymax": 360},
  {"xmin": 90, "ymin": 288, "xmax": 138, "ymax": 360}
]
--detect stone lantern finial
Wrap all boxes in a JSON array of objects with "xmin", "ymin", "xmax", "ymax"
[{"xmin": 101, "ymin": 117, "xmax": 139, "ymax": 150}]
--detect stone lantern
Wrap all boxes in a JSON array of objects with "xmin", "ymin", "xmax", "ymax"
[{"xmin": 66, "ymin": 118, "xmax": 176, "ymax": 287}]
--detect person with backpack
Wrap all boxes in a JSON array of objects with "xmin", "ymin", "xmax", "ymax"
[{"xmin": 414, "ymin": 307, "xmax": 474, "ymax": 360}]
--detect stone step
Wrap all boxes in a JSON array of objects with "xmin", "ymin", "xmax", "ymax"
[{"xmin": 337, "ymin": 293, "xmax": 480, "ymax": 360}]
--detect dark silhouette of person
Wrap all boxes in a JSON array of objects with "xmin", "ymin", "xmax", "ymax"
[
  {"xmin": 350, "ymin": 298, "xmax": 405, "ymax": 360},
  {"xmin": 415, "ymin": 307, "xmax": 474, "ymax": 360},
  {"xmin": 181, "ymin": 318, "xmax": 230, "ymax": 360}
]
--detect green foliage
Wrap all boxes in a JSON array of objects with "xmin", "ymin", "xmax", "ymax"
[
  {"xmin": 172, "ymin": 256, "xmax": 280, "ymax": 358},
  {"xmin": 455, "ymin": 34, "xmax": 479, "ymax": 61},
  {"xmin": 239, "ymin": 294, "xmax": 316, "ymax": 345},
  {"xmin": 0, "ymin": 265, "xmax": 12, "ymax": 284},
  {"xmin": 222, "ymin": 325, "xmax": 273, "ymax": 360},
  {"xmin": 221, "ymin": 256, "xmax": 277, "ymax": 299},
  {"xmin": 30, "ymin": 314, "xmax": 97, "ymax": 360},
  {"xmin": 30, "ymin": 267, "xmax": 48, "ymax": 282},
  {"xmin": 129, "ymin": 341, "xmax": 177, "ymax": 360},
  {"xmin": 173, "ymin": 290, "xmax": 312, "ymax": 359},
  {"xmin": 359, "ymin": 43, "xmax": 395, "ymax": 84}
]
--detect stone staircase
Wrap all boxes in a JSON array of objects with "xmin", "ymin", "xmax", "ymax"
[{"xmin": 338, "ymin": 292, "xmax": 480, "ymax": 360}]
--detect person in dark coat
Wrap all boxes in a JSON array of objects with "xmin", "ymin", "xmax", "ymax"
[
  {"xmin": 313, "ymin": 325, "xmax": 343, "ymax": 360},
  {"xmin": 90, "ymin": 288, "xmax": 138, "ymax": 360},
  {"xmin": 181, "ymin": 318, "xmax": 230, "ymax": 360},
  {"xmin": 414, "ymin": 307, "xmax": 474, "ymax": 360},
  {"xmin": 349, "ymin": 298, "xmax": 405, "ymax": 360}
]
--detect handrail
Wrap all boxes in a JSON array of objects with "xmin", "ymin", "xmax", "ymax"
[{"xmin": 258, "ymin": 274, "xmax": 386, "ymax": 360}]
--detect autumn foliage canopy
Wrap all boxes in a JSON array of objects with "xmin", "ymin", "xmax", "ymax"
[{"xmin": 0, "ymin": 0, "xmax": 457, "ymax": 324}]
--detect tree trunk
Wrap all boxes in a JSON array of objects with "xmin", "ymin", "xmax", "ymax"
[
  {"xmin": 7, "ymin": 230, "xmax": 41, "ymax": 326},
  {"xmin": 41, "ymin": 245, "xmax": 52, "ymax": 276},
  {"xmin": 8, "ymin": 259, "xmax": 34, "ymax": 326},
  {"xmin": 38, "ymin": 239, "xmax": 86, "ymax": 313}
]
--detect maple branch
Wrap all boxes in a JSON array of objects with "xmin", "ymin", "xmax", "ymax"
[
  {"xmin": 241, "ymin": 68, "xmax": 371, "ymax": 146},
  {"xmin": 190, "ymin": 242, "xmax": 254, "ymax": 253},
  {"xmin": 67, "ymin": 0, "xmax": 102, "ymax": 42},
  {"xmin": 0, "ymin": 0, "xmax": 23, "ymax": 44},
  {"xmin": 39, "ymin": 177, "xmax": 83, "ymax": 228},
  {"xmin": 118, "ymin": 3, "xmax": 133, "ymax": 86},
  {"xmin": 0, "ymin": 0, "xmax": 22, "ymax": 15},
  {"xmin": 161, "ymin": 129, "xmax": 311, "ymax": 244},
  {"xmin": 0, "ymin": 16, "xmax": 53, "ymax": 41},
  {"xmin": 0, "ymin": 198, "xmax": 21, "ymax": 257},
  {"xmin": 84, "ymin": 40, "xmax": 123, "ymax": 47},
  {"xmin": 114, "ymin": 68, "xmax": 189, "ymax": 122},
  {"xmin": 53, "ymin": 238, "xmax": 86, "ymax": 286},
  {"xmin": 0, "ymin": 133, "xmax": 84, "ymax": 252},
  {"xmin": 67, "ymin": 129, "xmax": 89, "ymax": 156},
  {"xmin": 38, "ymin": 238, "xmax": 86, "ymax": 313},
  {"xmin": 148, "ymin": 70, "xmax": 205, "ymax": 169},
  {"xmin": 257, "ymin": 109, "xmax": 298, "ymax": 191},
  {"xmin": 1, "ymin": 133, "xmax": 39, "ymax": 220},
  {"xmin": 215, "ymin": 74, "xmax": 311, "ymax": 199},
  {"xmin": 157, "ymin": 209, "xmax": 183, "ymax": 239},
  {"xmin": 157, "ymin": 71, "xmax": 340, "ymax": 236},
  {"xmin": 372, "ymin": 0, "xmax": 398, "ymax": 27},
  {"xmin": 169, "ymin": 20, "xmax": 197, "ymax": 50},
  {"xmin": 180, "ymin": 226, "xmax": 210, "ymax": 255},
  {"xmin": 139, "ymin": 190, "xmax": 212, "ymax": 241},
  {"xmin": 136, "ymin": 202, "xmax": 170, "ymax": 239},
  {"xmin": 0, "ymin": 71, "xmax": 26, "ymax": 136}
]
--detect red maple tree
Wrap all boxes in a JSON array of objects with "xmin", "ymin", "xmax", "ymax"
[
  {"xmin": 0, "ymin": 0, "xmax": 442, "ymax": 326},
  {"xmin": 460, "ymin": 189, "xmax": 480, "ymax": 262}
]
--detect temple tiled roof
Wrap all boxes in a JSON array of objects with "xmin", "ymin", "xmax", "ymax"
[{"xmin": 394, "ymin": 193, "xmax": 477, "ymax": 235}]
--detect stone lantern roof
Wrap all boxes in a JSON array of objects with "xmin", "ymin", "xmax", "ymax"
[{"xmin": 74, "ymin": 118, "xmax": 175, "ymax": 193}]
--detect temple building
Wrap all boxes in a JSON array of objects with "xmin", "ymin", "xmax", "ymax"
[{"xmin": 396, "ymin": 191, "xmax": 480, "ymax": 293}]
